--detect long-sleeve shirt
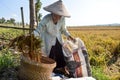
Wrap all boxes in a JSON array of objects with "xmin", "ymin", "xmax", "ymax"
[{"xmin": 34, "ymin": 14, "xmax": 70, "ymax": 56}]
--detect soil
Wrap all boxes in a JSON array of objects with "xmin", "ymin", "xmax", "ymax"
[{"xmin": 0, "ymin": 67, "xmax": 19, "ymax": 80}]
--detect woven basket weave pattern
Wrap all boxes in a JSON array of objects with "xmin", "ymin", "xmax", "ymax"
[{"xmin": 19, "ymin": 55, "xmax": 56, "ymax": 80}]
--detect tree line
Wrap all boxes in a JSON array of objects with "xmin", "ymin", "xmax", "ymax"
[
  {"xmin": 0, "ymin": 0, "xmax": 42, "ymax": 27},
  {"xmin": 0, "ymin": 17, "xmax": 15, "ymax": 24},
  {"xmin": 0, "ymin": 17, "xmax": 29, "ymax": 26}
]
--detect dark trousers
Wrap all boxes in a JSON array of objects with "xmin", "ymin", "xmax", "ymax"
[{"xmin": 49, "ymin": 38, "xmax": 66, "ymax": 68}]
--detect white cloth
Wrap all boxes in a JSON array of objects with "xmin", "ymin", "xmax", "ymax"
[
  {"xmin": 52, "ymin": 77, "xmax": 96, "ymax": 80},
  {"xmin": 34, "ymin": 14, "xmax": 70, "ymax": 56},
  {"xmin": 52, "ymin": 76, "xmax": 61, "ymax": 80},
  {"xmin": 65, "ymin": 77, "xmax": 96, "ymax": 80}
]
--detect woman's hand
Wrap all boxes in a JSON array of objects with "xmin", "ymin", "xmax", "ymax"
[{"xmin": 68, "ymin": 36, "xmax": 76, "ymax": 43}]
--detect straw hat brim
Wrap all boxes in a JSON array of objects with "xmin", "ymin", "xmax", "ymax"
[{"xmin": 43, "ymin": 0, "xmax": 70, "ymax": 18}]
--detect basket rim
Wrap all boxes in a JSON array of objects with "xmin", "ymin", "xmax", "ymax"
[{"xmin": 21, "ymin": 55, "xmax": 56, "ymax": 67}]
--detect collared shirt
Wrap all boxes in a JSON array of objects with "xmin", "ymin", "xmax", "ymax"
[{"xmin": 34, "ymin": 14, "xmax": 70, "ymax": 56}]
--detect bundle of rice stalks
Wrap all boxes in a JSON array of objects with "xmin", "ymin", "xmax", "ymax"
[{"xmin": 9, "ymin": 34, "xmax": 42, "ymax": 62}]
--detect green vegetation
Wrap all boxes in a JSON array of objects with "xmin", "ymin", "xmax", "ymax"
[
  {"xmin": 92, "ymin": 66, "xmax": 110, "ymax": 80},
  {"xmin": 0, "ymin": 49, "xmax": 20, "ymax": 70},
  {"xmin": 0, "ymin": 28, "xmax": 23, "ymax": 71},
  {"xmin": 0, "ymin": 17, "xmax": 15, "ymax": 24},
  {"xmin": 0, "ymin": 28, "xmax": 24, "ymax": 44},
  {"xmin": 0, "ymin": 26, "xmax": 120, "ymax": 80}
]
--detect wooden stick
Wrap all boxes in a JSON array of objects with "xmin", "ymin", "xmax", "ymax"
[{"xmin": 0, "ymin": 25, "xmax": 35, "ymax": 30}]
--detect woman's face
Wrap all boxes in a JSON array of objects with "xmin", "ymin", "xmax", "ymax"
[{"xmin": 52, "ymin": 13, "xmax": 61, "ymax": 23}]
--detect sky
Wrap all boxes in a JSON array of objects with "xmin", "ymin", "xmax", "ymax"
[{"xmin": 0, "ymin": 0, "xmax": 120, "ymax": 26}]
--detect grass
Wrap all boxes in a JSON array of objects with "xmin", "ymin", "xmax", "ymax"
[
  {"xmin": 92, "ymin": 66, "xmax": 110, "ymax": 80},
  {"xmin": 0, "ymin": 49, "xmax": 20, "ymax": 70},
  {"xmin": 0, "ymin": 26, "xmax": 120, "ymax": 80}
]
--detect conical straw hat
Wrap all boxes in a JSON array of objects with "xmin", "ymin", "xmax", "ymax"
[{"xmin": 43, "ymin": 0, "xmax": 70, "ymax": 18}]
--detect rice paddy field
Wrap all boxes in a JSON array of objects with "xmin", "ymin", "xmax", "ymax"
[
  {"xmin": 0, "ymin": 26, "xmax": 120, "ymax": 80},
  {"xmin": 68, "ymin": 26, "xmax": 120, "ymax": 80}
]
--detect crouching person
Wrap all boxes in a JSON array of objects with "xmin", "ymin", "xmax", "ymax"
[{"xmin": 63, "ymin": 38, "xmax": 92, "ymax": 78}]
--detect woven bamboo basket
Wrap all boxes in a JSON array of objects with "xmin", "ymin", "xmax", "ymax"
[{"xmin": 18, "ymin": 55, "xmax": 56, "ymax": 80}]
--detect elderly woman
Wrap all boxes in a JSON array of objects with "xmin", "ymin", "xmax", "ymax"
[{"xmin": 34, "ymin": 0, "xmax": 74, "ymax": 70}]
